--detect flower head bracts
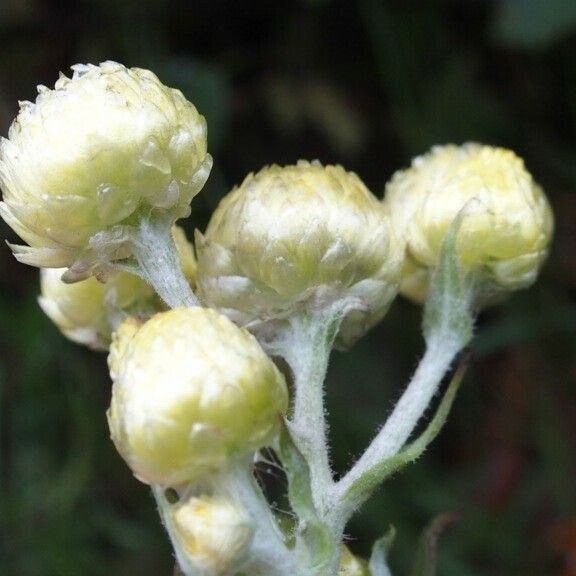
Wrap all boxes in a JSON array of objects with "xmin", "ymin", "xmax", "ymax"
[
  {"xmin": 385, "ymin": 143, "xmax": 553, "ymax": 302},
  {"xmin": 38, "ymin": 226, "xmax": 198, "ymax": 350},
  {"xmin": 170, "ymin": 495, "xmax": 254, "ymax": 575},
  {"xmin": 107, "ymin": 307, "xmax": 288, "ymax": 487},
  {"xmin": 196, "ymin": 161, "xmax": 402, "ymax": 347},
  {"xmin": 0, "ymin": 61, "xmax": 212, "ymax": 279}
]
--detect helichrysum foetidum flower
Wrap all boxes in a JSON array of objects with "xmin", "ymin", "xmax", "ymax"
[
  {"xmin": 107, "ymin": 307, "xmax": 288, "ymax": 486},
  {"xmin": 338, "ymin": 546, "xmax": 368, "ymax": 576},
  {"xmin": 171, "ymin": 495, "xmax": 254, "ymax": 576},
  {"xmin": 196, "ymin": 161, "xmax": 402, "ymax": 347},
  {"xmin": 39, "ymin": 226, "xmax": 197, "ymax": 351},
  {"xmin": 385, "ymin": 143, "xmax": 554, "ymax": 302},
  {"xmin": 0, "ymin": 61, "xmax": 211, "ymax": 277},
  {"xmin": 39, "ymin": 269, "xmax": 155, "ymax": 351}
]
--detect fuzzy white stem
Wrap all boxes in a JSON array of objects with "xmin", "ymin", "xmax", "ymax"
[
  {"xmin": 334, "ymin": 333, "xmax": 461, "ymax": 501},
  {"xmin": 131, "ymin": 215, "xmax": 198, "ymax": 309},
  {"xmin": 217, "ymin": 463, "xmax": 295, "ymax": 575},
  {"xmin": 278, "ymin": 311, "xmax": 338, "ymax": 513}
]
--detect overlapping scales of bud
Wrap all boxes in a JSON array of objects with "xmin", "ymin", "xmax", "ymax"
[
  {"xmin": 39, "ymin": 227, "xmax": 196, "ymax": 350},
  {"xmin": 171, "ymin": 495, "xmax": 254, "ymax": 576},
  {"xmin": 385, "ymin": 143, "xmax": 554, "ymax": 302},
  {"xmin": 0, "ymin": 61, "xmax": 211, "ymax": 279},
  {"xmin": 107, "ymin": 307, "xmax": 288, "ymax": 486},
  {"xmin": 196, "ymin": 161, "xmax": 402, "ymax": 347},
  {"xmin": 39, "ymin": 269, "xmax": 154, "ymax": 351}
]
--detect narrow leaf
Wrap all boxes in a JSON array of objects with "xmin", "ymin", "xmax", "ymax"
[
  {"xmin": 342, "ymin": 356, "xmax": 469, "ymax": 513},
  {"xmin": 277, "ymin": 420, "xmax": 334, "ymax": 567},
  {"xmin": 422, "ymin": 208, "xmax": 474, "ymax": 347},
  {"xmin": 369, "ymin": 525, "xmax": 396, "ymax": 576}
]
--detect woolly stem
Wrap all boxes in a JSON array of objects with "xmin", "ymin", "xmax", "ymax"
[
  {"xmin": 130, "ymin": 215, "xmax": 198, "ymax": 309},
  {"xmin": 275, "ymin": 308, "xmax": 342, "ymax": 514},
  {"xmin": 333, "ymin": 333, "xmax": 462, "ymax": 508}
]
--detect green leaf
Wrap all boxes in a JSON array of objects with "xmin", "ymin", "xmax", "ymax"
[
  {"xmin": 277, "ymin": 421, "xmax": 335, "ymax": 570},
  {"xmin": 410, "ymin": 513, "xmax": 460, "ymax": 576},
  {"xmin": 341, "ymin": 357, "xmax": 469, "ymax": 514},
  {"xmin": 422, "ymin": 210, "xmax": 474, "ymax": 347},
  {"xmin": 369, "ymin": 525, "xmax": 396, "ymax": 576}
]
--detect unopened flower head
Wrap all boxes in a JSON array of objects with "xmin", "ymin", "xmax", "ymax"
[
  {"xmin": 0, "ymin": 61, "xmax": 212, "ymax": 276},
  {"xmin": 385, "ymin": 143, "xmax": 554, "ymax": 302},
  {"xmin": 39, "ymin": 226, "xmax": 197, "ymax": 350},
  {"xmin": 339, "ymin": 546, "xmax": 368, "ymax": 576},
  {"xmin": 39, "ymin": 269, "xmax": 154, "ymax": 351},
  {"xmin": 107, "ymin": 307, "xmax": 288, "ymax": 486},
  {"xmin": 196, "ymin": 161, "xmax": 401, "ymax": 347},
  {"xmin": 171, "ymin": 495, "xmax": 254, "ymax": 575}
]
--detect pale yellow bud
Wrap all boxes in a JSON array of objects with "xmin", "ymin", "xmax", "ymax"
[
  {"xmin": 171, "ymin": 495, "xmax": 254, "ymax": 576},
  {"xmin": 172, "ymin": 225, "xmax": 198, "ymax": 282},
  {"xmin": 385, "ymin": 143, "xmax": 554, "ymax": 302},
  {"xmin": 39, "ymin": 269, "xmax": 153, "ymax": 351},
  {"xmin": 0, "ymin": 61, "xmax": 212, "ymax": 275},
  {"xmin": 107, "ymin": 307, "xmax": 288, "ymax": 486},
  {"xmin": 196, "ymin": 161, "xmax": 401, "ymax": 347},
  {"xmin": 38, "ymin": 226, "xmax": 197, "ymax": 350},
  {"xmin": 338, "ymin": 546, "xmax": 368, "ymax": 576}
]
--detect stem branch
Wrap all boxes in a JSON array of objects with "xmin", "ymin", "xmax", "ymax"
[
  {"xmin": 130, "ymin": 215, "xmax": 198, "ymax": 309},
  {"xmin": 334, "ymin": 333, "xmax": 462, "ymax": 503},
  {"xmin": 277, "ymin": 309, "xmax": 340, "ymax": 513}
]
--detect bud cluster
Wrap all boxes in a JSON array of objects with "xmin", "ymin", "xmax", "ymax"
[{"xmin": 0, "ymin": 61, "xmax": 555, "ymax": 576}]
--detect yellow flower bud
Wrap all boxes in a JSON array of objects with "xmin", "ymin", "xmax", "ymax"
[
  {"xmin": 172, "ymin": 225, "xmax": 198, "ymax": 283},
  {"xmin": 338, "ymin": 546, "xmax": 368, "ymax": 576},
  {"xmin": 196, "ymin": 161, "xmax": 401, "ymax": 347},
  {"xmin": 38, "ymin": 226, "xmax": 197, "ymax": 350},
  {"xmin": 385, "ymin": 143, "xmax": 554, "ymax": 302},
  {"xmin": 0, "ymin": 61, "xmax": 212, "ymax": 274},
  {"xmin": 107, "ymin": 307, "xmax": 288, "ymax": 486},
  {"xmin": 39, "ymin": 269, "xmax": 152, "ymax": 351},
  {"xmin": 171, "ymin": 495, "xmax": 254, "ymax": 575}
]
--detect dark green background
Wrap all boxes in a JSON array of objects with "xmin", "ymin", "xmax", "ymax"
[{"xmin": 1, "ymin": 1, "xmax": 576, "ymax": 575}]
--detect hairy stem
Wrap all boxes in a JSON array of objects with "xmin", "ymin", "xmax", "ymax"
[
  {"xmin": 130, "ymin": 214, "xmax": 198, "ymax": 309},
  {"xmin": 334, "ymin": 333, "xmax": 462, "ymax": 505},
  {"xmin": 276, "ymin": 308, "xmax": 342, "ymax": 514}
]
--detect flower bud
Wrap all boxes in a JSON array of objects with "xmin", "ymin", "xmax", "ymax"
[
  {"xmin": 39, "ymin": 269, "xmax": 152, "ymax": 351},
  {"xmin": 385, "ymin": 143, "xmax": 554, "ymax": 302},
  {"xmin": 0, "ymin": 61, "xmax": 211, "ymax": 276},
  {"xmin": 171, "ymin": 495, "xmax": 254, "ymax": 576},
  {"xmin": 196, "ymin": 161, "xmax": 401, "ymax": 347},
  {"xmin": 339, "ymin": 546, "xmax": 368, "ymax": 576},
  {"xmin": 38, "ymin": 227, "xmax": 196, "ymax": 350},
  {"xmin": 107, "ymin": 307, "xmax": 288, "ymax": 486}
]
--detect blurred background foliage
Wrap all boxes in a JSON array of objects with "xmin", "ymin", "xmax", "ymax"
[{"xmin": 1, "ymin": 0, "xmax": 576, "ymax": 575}]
